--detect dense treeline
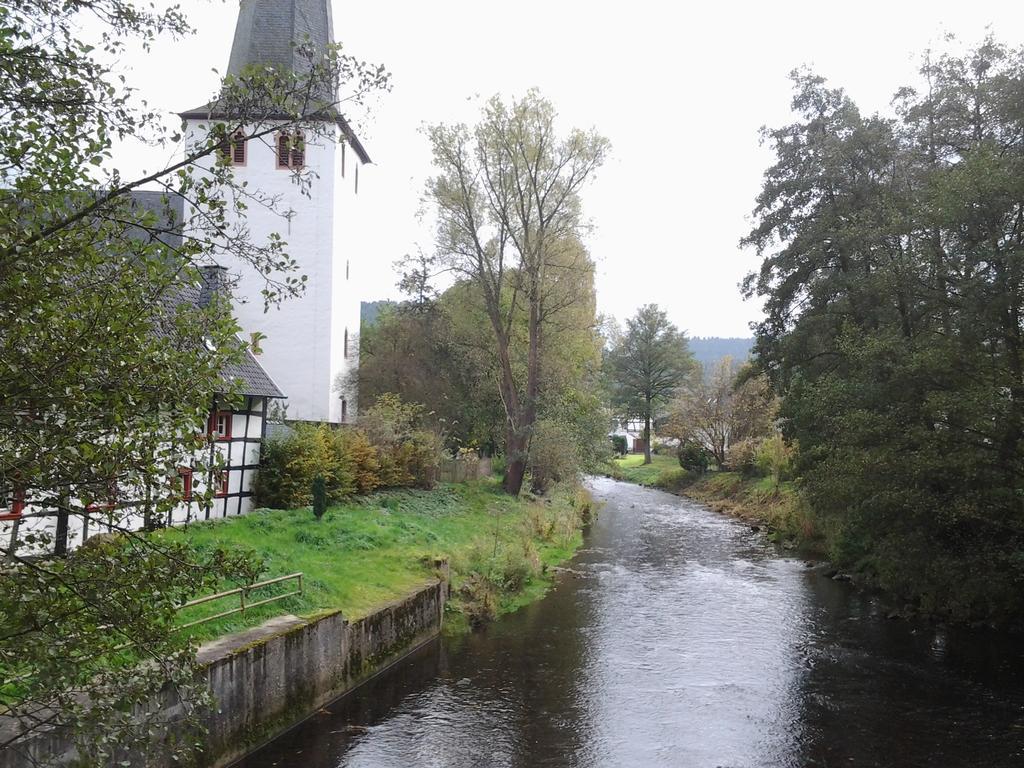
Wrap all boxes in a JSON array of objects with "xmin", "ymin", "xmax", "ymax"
[{"xmin": 744, "ymin": 39, "xmax": 1024, "ymax": 621}]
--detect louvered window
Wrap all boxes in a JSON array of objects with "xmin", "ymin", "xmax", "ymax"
[
  {"xmin": 277, "ymin": 132, "xmax": 290, "ymax": 168},
  {"xmin": 231, "ymin": 130, "xmax": 246, "ymax": 165},
  {"xmin": 218, "ymin": 128, "xmax": 246, "ymax": 166},
  {"xmin": 276, "ymin": 131, "xmax": 305, "ymax": 170}
]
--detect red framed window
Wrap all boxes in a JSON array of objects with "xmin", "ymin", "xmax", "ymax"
[
  {"xmin": 276, "ymin": 131, "xmax": 305, "ymax": 169},
  {"xmin": 231, "ymin": 130, "xmax": 246, "ymax": 165},
  {"xmin": 177, "ymin": 467, "xmax": 194, "ymax": 502},
  {"xmin": 208, "ymin": 410, "xmax": 232, "ymax": 441},
  {"xmin": 217, "ymin": 129, "xmax": 247, "ymax": 166},
  {"xmin": 214, "ymin": 470, "xmax": 229, "ymax": 498},
  {"xmin": 1, "ymin": 488, "xmax": 25, "ymax": 521}
]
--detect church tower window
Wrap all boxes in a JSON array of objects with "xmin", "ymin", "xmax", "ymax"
[
  {"xmin": 231, "ymin": 130, "xmax": 246, "ymax": 165},
  {"xmin": 218, "ymin": 128, "xmax": 247, "ymax": 166},
  {"xmin": 277, "ymin": 130, "xmax": 305, "ymax": 170}
]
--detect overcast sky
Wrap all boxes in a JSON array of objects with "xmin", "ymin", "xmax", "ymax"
[{"xmin": 117, "ymin": 0, "xmax": 1024, "ymax": 338}]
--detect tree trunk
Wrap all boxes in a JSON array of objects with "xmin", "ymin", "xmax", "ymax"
[
  {"xmin": 643, "ymin": 401, "xmax": 652, "ymax": 465},
  {"xmin": 504, "ymin": 428, "xmax": 528, "ymax": 495}
]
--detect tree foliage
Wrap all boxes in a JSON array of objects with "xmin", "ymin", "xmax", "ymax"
[
  {"xmin": 606, "ymin": 304, "xmax": 693, "ymax": 464},
  {"xmin": 744, "ymin": 39, "xmax": 1024, "ymax": 620},
  {"xmin": 0, "ymin": 0, "xmax": 388, "ymax": 758},
  {"xmin": 664, "ymin": 360, "xmax": 776, "ymax": 468},
  {"xmin": 423, "ymin": 91, "xmax": 609, "ymax": 494}
]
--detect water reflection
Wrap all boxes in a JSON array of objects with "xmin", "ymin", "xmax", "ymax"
[{"xmin": 237, "ymin": 477, "xmax": 1024, "ymax": 768}]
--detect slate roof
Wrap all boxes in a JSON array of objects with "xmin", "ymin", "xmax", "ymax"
[
  {"xmin": 129, "ymin": 190, "xmax": 286, "ymax": 400},
  {"xmin": 179, "ymin": 0, "xmax": 372, "ymax": 164},
  {"xmin": 226, "ymin": 0, "xmax": 333, "ymax": 79}
]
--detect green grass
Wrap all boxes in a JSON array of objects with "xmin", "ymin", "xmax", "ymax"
[
  {"xmin": 155, "ymin": 479, "xmax": 587, "ymax": 643},
  {"xmin": 686, "ymin": 471, "xmax": 819, "ymax": 546},
  {"xmin": 609, "ymin": 453, "xmax": 679, "ymax": 486}
]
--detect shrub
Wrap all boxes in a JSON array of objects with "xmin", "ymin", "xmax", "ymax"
[
  {"xmin": 527, "ymin": 418, "xmax": 580, "ymax": 494},
  {"xmin": 362, "ymin": 394, "xmax": 443, "ymax": 489},
  {"xmin": 334, "ymin": 428, "xmax": 380, "ymax": 495},
  {"xmin": 610, "ymin": 434, "xmax": 627, "ymax": 456},
  {"xmin": 725, "ymin": 437, "xmax": 760, "ymax": 475},
  {"xmin": 677, "ymin": 442, "xmax": 710, "ymax": 474},
  {"xmin": 755, "ymin": 434, "xmax": 796, "ymax": 485},
  {"xmin": 490, "ymin": 454, "xmax": 507, "ymax": 477},
  {"xmin": 256, "ymin": 424, "xmax": 379, "ymax": 509}
]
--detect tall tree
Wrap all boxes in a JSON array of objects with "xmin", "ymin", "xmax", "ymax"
[
  {"xmin": 607, "ymin": 304, "xmax": 693, "ymax": 464},
  {"xmin": 0, "ymin": 0, "xmax": 388, "ymax": 758},
  {"xmin": 743, "ymin": 40, "xmax": 1024, "ymax": 620},
  {"xmin": 423, "ymin": 91, "xmax": 608, "ymax": 494}
]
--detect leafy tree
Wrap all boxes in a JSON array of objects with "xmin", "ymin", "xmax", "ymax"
[
  {"xmin": 0, "ymin": 0, "xmax": 388, "ymax": 759},
  {"xmin": 743, "ymin": 39, "xmax": 1024, "ymax": 620},
  {"xmin": 607, "ymin": 304, "xmax": 693, "ymax": 465},
  {"xmin": 664, "ymin": 359, "xmax": 776, "ymax": 467},
  {"xmin": 423, "ymin": 91, "xmax": 609, "ymax": 494}
]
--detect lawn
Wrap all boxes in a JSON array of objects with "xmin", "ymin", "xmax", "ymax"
[
  {"xmin": 610, "ymin": 453, "xmax": 680, "ymax": 486},
  {"xmin": 155, "ymin": 479, "xmax": 587, "ymax": 643}
]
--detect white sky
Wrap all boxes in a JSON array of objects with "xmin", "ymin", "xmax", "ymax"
[{"xmin": 115, "ymin": 0, "xmax": 1024, "ymax": 337}]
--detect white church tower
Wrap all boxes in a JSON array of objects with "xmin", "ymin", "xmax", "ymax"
[{"xmin": 180, "ymin": 0, "xmax": 367, "ymax": 424}]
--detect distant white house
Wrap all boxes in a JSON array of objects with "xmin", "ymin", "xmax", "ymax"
[{"xmin": 610, "ymin": 418, "xmax": 649, "ymax": 454}]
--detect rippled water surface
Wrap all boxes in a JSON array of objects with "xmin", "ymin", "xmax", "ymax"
[{"xmin": 238, "ymin": 477, "xmax": 1024, "ymax": 767}]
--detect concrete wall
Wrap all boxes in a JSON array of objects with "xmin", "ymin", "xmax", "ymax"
[{"xmin": 0, "ymin": 579, "xmax": 448, "ymax": 768}]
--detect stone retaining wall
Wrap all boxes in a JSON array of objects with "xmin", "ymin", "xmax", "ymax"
[{"xmin": 1, "ymin": 579, "xmax": 448, "ymax": 768}]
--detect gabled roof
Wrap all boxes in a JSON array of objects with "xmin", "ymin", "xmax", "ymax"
[
  {"xmin": 172, "ymin": 276, "xmax": 286, "ymax": 400},
  {"xmin": 129, "ymin": 190, "xmax": 285, "ymax": 400}
]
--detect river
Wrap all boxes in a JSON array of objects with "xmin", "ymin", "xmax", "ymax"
[{"xmin": 237, "ymin": 477, "xmax": 1024, "ymax": 767}]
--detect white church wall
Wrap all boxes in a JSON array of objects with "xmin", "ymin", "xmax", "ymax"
[
  {"xmin": 330, "ymin": 130, "xmax": 364, "ymax": 423},
  {"xmin": 184, "ymin": 120, "xmax": 344, "ymax": 424}
]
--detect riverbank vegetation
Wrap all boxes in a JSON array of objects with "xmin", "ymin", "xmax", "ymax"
[
  {"xmin": 739, "ymin": 39, "xmax": 1024, "ymax": 624},
  {"xmin": 158, "ymin": 480, "xmax": 592, "ymax": 641}
]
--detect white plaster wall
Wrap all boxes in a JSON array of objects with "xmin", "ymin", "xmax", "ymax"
[
  {"xmin": 2, "ymin": 399, "xmax": 270, "ymax": 555},
  {"xmin": 330, "ymin": 134, "xmax": 364, "ymax": 422},
  {"xmin": 184, "ymin": 120, "xmax": 345, "ymax": 423}
]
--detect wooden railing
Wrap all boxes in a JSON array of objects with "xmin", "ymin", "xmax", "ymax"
[{"xmin": 174, "ymin": 572, "xmax": 304, "ymax": 631}]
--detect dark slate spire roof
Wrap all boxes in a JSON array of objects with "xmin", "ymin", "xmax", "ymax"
[
  {"xmin": 226, "ymin": 0, "xmax": 333, "ymax": 78},
  {"xmin": 179, "ymin": 0, "xmax": 372, "ymax": 164}
]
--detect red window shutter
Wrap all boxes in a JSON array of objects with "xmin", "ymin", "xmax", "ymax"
[
  {"xmin": 215, "ymin": 470, "xmax": 229, "ymax": 497},
  {"xmin": 232, "ymin": 131, "xmax": 246, "ymax": 165},
  {"xmin": 1, "ymin": 488, "xmax": 25, "ymax": 521},
  {"xmin": 277, "ymin": 133, "xmax": 290, "ymax": 168},
  {"xmin": 178, "ymin": 467, "xmax": 193, "ymax": 501},
  {"xmin": 291, "ymin": 133, "xmax": 305, "ymax": 169}
]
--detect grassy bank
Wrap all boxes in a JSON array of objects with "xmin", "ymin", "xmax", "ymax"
[
  {"xmin": 607, "ymin": 453, "xmax": 680, "ymax": 486},
  {"xmin": 156, "ymin": 479, "xmax": 591, "ymax": 642},
  {"xmin": 684, "ymin": 472, "xmax": 819, "ymax": 547}
]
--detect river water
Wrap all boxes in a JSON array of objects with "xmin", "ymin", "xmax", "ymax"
[{"xmin": 238, "ymin": 477, "xmax": 1024, "ymax": 767}]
